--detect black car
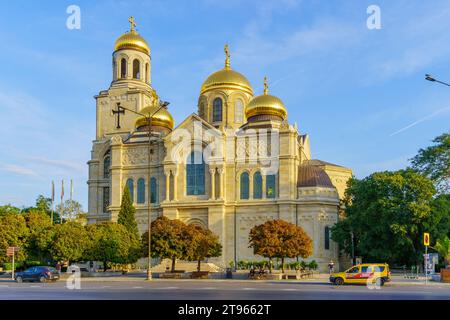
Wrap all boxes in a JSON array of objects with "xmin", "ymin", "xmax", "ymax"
[{"xmin": 15, "ymin": 266, "xmax": 60, "ymax": 283}]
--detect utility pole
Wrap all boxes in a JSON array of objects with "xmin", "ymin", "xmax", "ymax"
[
  {"xmin": 350, "ymin": 231, "xmax": 356, "ymax": 265},
  {"xmin": 117, "ymin": 101, "xmax": 168, "ymax": 281}
]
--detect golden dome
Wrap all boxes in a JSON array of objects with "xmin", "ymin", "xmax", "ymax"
[
  {"xmin": 245, "ymin": 77, "xmax": 287, "ymax": 120},
  {"xmin": 135, "ymin": 105, "xmax": 174, "ymax": 131},
  {"xmin": 114, "ymin": 17, "xmax": 150, "ymax": 55},
  {"xmin": 200, "ymin": 45, "xmax": 253, "ymax": 95}
]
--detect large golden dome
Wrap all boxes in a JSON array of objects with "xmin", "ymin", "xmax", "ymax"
[
  {"xmin": 135, "ymin": 105, "xmax": 174, "ymax": 131},
  {"xmin": 114, "ymin": 17, "xmax": 150, "ymax": 55},
  {"xmin": 245, "ymin": 77, "xmax": 287, "ymax": 120},
  {"xmin": 200, "ymin": 45, "xmax": 253, "ymax": 95}
]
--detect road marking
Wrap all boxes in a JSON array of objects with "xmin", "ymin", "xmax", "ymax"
[
  {"xmin": 281, "ymin": 288, "xmax": 299, "ymax": 291},
  {"xmin": 132, "ymin": 286, "xmax": 143, "ymax": 289},
  {"xmin": 242, "ymin": 287, "xmax": 257, "ymax": 290},
  {"xmin": 158, "ymin": 287, "xmax": 179, "ymax": 290},
  {"xmin": 30, "ymin": 285, "xmax": 42, "ymax": 288},
  {"xmin": 201, "ymin": 287, "xmax": 216, "ymax": 290}
]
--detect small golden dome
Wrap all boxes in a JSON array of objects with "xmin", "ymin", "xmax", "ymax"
[
  {"xmin": 200, "ymin": 45, "xmax": 253, "ymax": 95},
  {"xmin": 135, "ymin": 105, "xmax": 174, "ymax": 131},
  {"xmin": 245, "ymin": 77, "xmax": 287, "ymax": 120},
  {"xmin": 114, "ymin": 17, "xmax": 150, "ymax": 55}
]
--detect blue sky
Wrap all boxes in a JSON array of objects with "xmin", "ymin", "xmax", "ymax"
[{"xmin": 0, "ymin": 0, "xmax": 449, "ymax": 210}]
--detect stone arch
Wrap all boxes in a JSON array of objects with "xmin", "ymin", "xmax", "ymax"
[{"xmin": 186, "ymin": 218, "xmax": 207, "ymax": 229}]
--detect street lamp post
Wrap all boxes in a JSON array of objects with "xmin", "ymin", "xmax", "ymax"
[
  {"xmin": 116, "ymin": 101, "xmax": 168, "ymax": 281},
  {"xmin": 425, "ymin": 74, "xmax": 450, "ymax": 87}
]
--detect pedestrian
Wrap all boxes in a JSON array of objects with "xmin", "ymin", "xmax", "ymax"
[
  {"xmin": 328, "ymin": 260, "xmax": 335, "ymax": 274},
  {"xmin": 56, "ymin": 261, "xmax": 62, "ymax": 275}
]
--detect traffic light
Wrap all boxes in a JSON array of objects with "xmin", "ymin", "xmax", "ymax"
[{"xmin": 424, "ymin": 233, "xmax": 430, "ymax": 246}]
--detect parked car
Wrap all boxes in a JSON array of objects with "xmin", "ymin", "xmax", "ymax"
[
  {"xmin": 330, "ymin": 263, "xmax": 391, "ymax": 286},
  {"xmin": 15, "ymin": 266, "xmax": 60, "ymax": 283}
]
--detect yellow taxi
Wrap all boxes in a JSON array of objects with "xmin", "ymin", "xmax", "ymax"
[{"xmin": 330, "ymin": 263, "xmax": 391, "ymax": 286}]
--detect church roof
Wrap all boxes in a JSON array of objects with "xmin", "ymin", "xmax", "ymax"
[
  {"xmin": 297, "ymin": 165, "xmax": 334, "ymax": 188},
  {"xmin": 303, "ymin": 159, "xmax": 352, "ymax": 172}
]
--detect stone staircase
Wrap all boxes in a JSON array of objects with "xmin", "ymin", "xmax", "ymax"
[{"xmin": 151, "ymin": 259, "xmax": 223, "ymax": 273}]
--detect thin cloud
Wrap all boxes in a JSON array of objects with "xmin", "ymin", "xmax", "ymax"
[
  {"xmin": 28, "ymin": 156, "xmax": 85, "ymax": 173},
  {"xmin": 0, "ymin": 164, "xmax": 39, "ymax": 178},
  {"xmin": 389, "ymin": 106, "xmax": 450, "ymax": 136}
]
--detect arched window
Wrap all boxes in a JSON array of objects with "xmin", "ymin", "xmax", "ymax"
[
  {"xmin": 186, "ymin": 151, "xmax": 205, "ymax": 195},
  {"xmin": 240, "ymin": 172, "xmax": 249, "ymax": 200},
  {"xmin": 150, "ymin": 177, "xmax": 158, "ymax": 203},
  {"xmin": 137, "ymin": 178, "xmax": 145, "ymax": 204},
  {"xmin": 266, "ymin": 174, "xmax": 276, "ymax": 198},
  {"xmin": 213, "ymin": 98, "xmax": 223, "ymax": 122},
  {"xmin": 120, "ymin": 58, "xmax": 127, "ymax": 78},
  {"xmin": 325, "ymin": 226, "xmax": 330, "ymax": 250},
  {"xmin": 145, "ymin": 63, "xmax": 149, "ymax": 83},
  {"xmin": 103, "ymin": 155, "xmax": 111, "ymax": 179},
  {"xmin": 235, "ymin": 99, "xmax": 244, "ymax": 123},
  {"xmin": 253, "ymin": 172, "xmax": 262, "ymax": 199},
  {"xmin": 126, "ymin": 178, "xmax": 134, "ymax": 202},
  {"xmin": 133, "ymin": 59, "xmax": 140, "ymax": 79}
]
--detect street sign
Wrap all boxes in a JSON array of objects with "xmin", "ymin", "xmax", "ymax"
[
  {"xmin": 424, "ymin": 233, "xmax": 430, "ymax": 246},
  {"xmin": 6, "ymin": 247, "xmax": 20, "ymax": 280},
  {"xmin": 6, "ymin": 247, "xmax": 19, "ymax": 257}
]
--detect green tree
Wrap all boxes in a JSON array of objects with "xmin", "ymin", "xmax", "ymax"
[
  {"xmin": 0, "ymin": 214, "xmax": 29, "ymax": 265},
  {"xmin": 249, "ymin": 220, "xmax": 313, "ymax": 273},
  {"xmin": 434, "ymin": 236, "xmax": 450, "ymax": 268},
  {"xmin": 0, "ymin": 205, "xmax": 21, "ymax": 217},
  {"xmin": 117, "ymin": 187, "xmax": 141, "ymax": 265},
  {"xmin": 24, "ymin": 210, "xmax": 54, "ymax": 262},
  {"xmin": 185, "ymin": 225, "xmax": 222, "ymax": 272},
  {"xmin": 85, "ymin": 223, "xmax": 139, "ymax": 271},
  {"xmin": 411, "ymin": 132, "xmax": 449, "ymax": 193},
  {"xmin": 142, "ymin": 216, "xmax": 189, "ymax": 272},
  {"xmin": 22, "ymin": 195, "xmax": 60, "ymax": 224},
  {"xmin": 48, "ymin": 221, "xmax": 90, "ymax": 264},
  {"xmin": 56, "ymin": 199, "xmax": 85, "ymax": 222},
  {"xmin": 332, "ymin": 170, "xmax": 438, "ymax": 266},
  {"xmin": 118, "ymin": 187, "xmax": 139, "ymax": 235}
]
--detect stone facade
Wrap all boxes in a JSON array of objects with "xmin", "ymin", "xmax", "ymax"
[{"xmin": 87, "ymin": 20, "xmax": 352, "ymax": 272}]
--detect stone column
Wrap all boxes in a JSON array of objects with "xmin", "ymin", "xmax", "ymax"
[
  {"xmin": 218, "ymin": 168, "xmax": 224, "ymax": 200},
  {"xmin": 165, "ymin": 170, "xmax": 170, "ymax": 202},
  {"xmin": 209, "ymin": 168, "xmax": 216, "ymax": 200},
  {"xmin": 249, "ymin": 171, "xmax": 254, "ymax": 200},
  {"xmin": 173, "ymin": 168, "xmax": 178, "ymax": 201},
  {"xmin": 262, "ymin": 174, "xmax": 267, "ymax": 199}
]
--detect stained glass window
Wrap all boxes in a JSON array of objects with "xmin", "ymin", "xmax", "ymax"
[
  {"xmin": 266, "ymin": 174, "xmax": 276, "ymax": 199},
  {"xmin": 253, "ymin": 172, "xmax": 262, "ymax": 199},
  {"xmin": 137, "ymin": 178, "xmax": 145, "ymax": 204},
  {"xmin": 240, "ymin": 172, "xmax": 249, "ymax": 200},
  {"xmin": 187, "ymin": 152, "xmax": 205, "ymax": 195},
  {"xmin": 213, "ymin": 98, "xmax": 222, "ymax": 122}
]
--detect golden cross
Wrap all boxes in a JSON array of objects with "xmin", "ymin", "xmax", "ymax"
[
  {"xmin": 224, "ymin": 44, "xmax": 230, "ymax": 69},
  {"xmin": 264, "ymin": 76, "xmax": 268, "ymax": 95},
  {"xmin": 129, "ymin": 16, "xmax": 137, "ymax": 32}
]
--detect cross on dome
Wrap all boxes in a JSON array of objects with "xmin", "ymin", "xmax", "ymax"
[
  {"xmin": 264, "ymin": 76, "xmax": 269, "ymax": 95},
  {"xmin": 224, "ymin": 44, "xmax": 230, "ymax": 69},
  {"xmin": 129, "ymin": 16, "xmax": 137, "ymax": 32}
]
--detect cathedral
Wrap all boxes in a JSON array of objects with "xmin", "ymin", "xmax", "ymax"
[{"xmin": 87, "ymin": 18, "xmax": 352, "ymax": 271}]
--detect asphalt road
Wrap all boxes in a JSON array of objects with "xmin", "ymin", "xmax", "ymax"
[{"xmin": 0, "ymin": 279, "xmax": 449, "ymax": 300}]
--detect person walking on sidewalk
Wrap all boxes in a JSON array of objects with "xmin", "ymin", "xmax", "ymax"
[{"xmin": 328, "ymin": 260, "xmax": 335, "ymax": 274}]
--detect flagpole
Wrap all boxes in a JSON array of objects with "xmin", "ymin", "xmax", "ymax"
[
  {"xmin": 70, "ymin": 179, "xmax": 73, "ymax": 220},
  {"xmin": 51, "ymin": 181, "xmax": 55, "ymax": 225},
  {"xmin": 61, "ymin": 180, "xmax": 64, "ymax": 223}
]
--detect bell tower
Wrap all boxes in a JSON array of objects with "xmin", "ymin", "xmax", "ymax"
[
  {"xmin": 94, "ymin": 17, "xmax": 159, "ymax": 140},
  {"xmin": 111, "ymin": 16, "xmax": 152, "ymax": 89}
]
